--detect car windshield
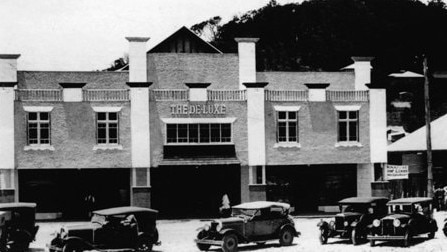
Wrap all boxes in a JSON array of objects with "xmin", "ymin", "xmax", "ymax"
[
  {"xmin": 231, "ymin": 208, "xmax": 259, "ymax": 218},
  {"xmin": 91, "ymin": 214, "xmax": 107, "ymax": 225},
  {"xmin": 340, "ymin": 204, "xmax": 368, "ymax": 213},
  {"xmin": 389, "ymin": 204, "xmax": 412, "ymax": 214}
]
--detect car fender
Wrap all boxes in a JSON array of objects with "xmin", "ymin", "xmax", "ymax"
[
  {"xmin": 219, "ymin": 229, "xmax": 245, "ymax": 242},
  {"xmin": 279, "ymin": 224, "xmax": 299, "ymax": 237},
  {"xmin": 317, "ymin": 220, "xmax": 329, "ymax": 230},
  {"xmin": 63, "ymin": 237, "xmax": 92, "ymax": 250}
]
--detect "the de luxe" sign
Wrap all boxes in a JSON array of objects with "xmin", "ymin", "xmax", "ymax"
[
  {"xmin": 385, "ymin": 164, "xmax": 409, "ymax": 180},
  {"xmin": 170, "ymin": 104, "xmax": 227, "ymax": 115}
]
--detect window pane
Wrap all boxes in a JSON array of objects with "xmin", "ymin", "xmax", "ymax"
[
  {"xmin": 40, "ymin": 128, "xmax": 49, "ymax": 139},
  {"xmin": 28, "ymin": 113, "xmax": 37, "ymax": 120},
  {"xmin": 288, "ymin": 122, "xmax": 297, "ymax": 141},
  {"xmin": 109, "ymin": 123, "xmax": 118, "ymax": 129},
  {"xmin": 221, "ymin": 124, "xmax": 231, "ymax": 142},
  {"xmin": 109, "ymin": 127, "xmax": 118, "ymax": 139},
  {"xmin": 349, "ymin": 121, "xmax": 358, "ymax": 141},
  {"xmin": 339, "ymin": 121, "xmax": 347, "ymax": 141},
  {"xmin": 188, "ymin": 124, "xmax": 198, "ymax": 143},
  {"xmin": 98, "ymin": 123, "xmax": 106, "ymax": 129},
  {"xmin": 178, "ymin": 124, "xmax": 188, "ymax": 142},
  {"xmin": 278, "ymin": 111, "xmax": 286, "ymax": 120},
  {"xmin": 40, "ymin": 112, "xmax": 49, "ymax": 120},
  {"xmin": 98, "ymin": 128, "xmax": 106, "ymax": 143},
  {"xmin": 278, "ymin": 122, "xmax": 287, "ymax": 142},
  {"xmin": 256, "ymin": 166, "xmax": 263, "ymax": 184},
  {"xmin": 97, "ymin": 112, "xmax": 106, "ymax": 121},
  {"xmin": 210, "ymin": 124, "xmax": 221, "ymax": 142},
  {"xmin": 29, "ymin": 128, "xmax": 38, "ymax": 141},
  {"xmin": 28, "ymin": 123, "xmax": 38, "ymax": 129},
  {"xmin": 288, "ymin": 111, "xmax": 296, "ymax": 120},
  {"xmin": 349, "ymin": 111, "xmax": 358, "ymax": 119},
  {"xmin": 166, "ymin": 124, "xmax": 177, "ymax": 143},
  {"xmin": 108, "ymin": 112, "xmax": 117, "ymax": 121},
  {"xmin": 339, "ymin": 111, "xmax": 347, "ymax": 119},
  {"xmin": 199, "ymin": 124, "xmax": 210, "ymax": 143}
]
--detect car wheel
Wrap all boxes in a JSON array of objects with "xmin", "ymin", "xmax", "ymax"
[
  {"xmin": 279, "ymin": 227, "xmax": 294, "ymax": 246},
  {"xmin": 443, "ymin": 226, "xmax": 447, "ymax": 237},
  {"xmin": 62, "ymin": 243, "xmax": 83, "ymax": 252},
  {"xmin": 351, "ymin": 228, "xmax": 360, "ymax": 245},
  {"xmin": 135, "ymin": 238, "xmax": 153, "ymax": 252},
  {"xmin": 8, "ymin": 243, "xmax": 29, "ymax": 252},
  {"xmin": 221, "ymin": 234, "xmax": 238, "ymax": 252},
  {"xmin": 319, "ymin": 229, "xmax": 328, "ymax": 245},
  {"xmin": 370, "ymin": 239, "xmax": 375, "ymax": 247},
  {"xmin": 403, "ymin": 230, "xmax": 411, "ymax": 247},
  {"xmin": 196, "ymin": 231, "xmax": 211, "ymax": 251}
]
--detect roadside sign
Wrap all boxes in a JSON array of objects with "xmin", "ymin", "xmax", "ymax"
[{"xmin": 385, "ymin": 164, "xmax": 409, "ymax": 180}]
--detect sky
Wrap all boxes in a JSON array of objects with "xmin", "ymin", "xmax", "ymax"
[{"xmin": 0, "ymin": 0, "xmax": 299, "ymax": 71}]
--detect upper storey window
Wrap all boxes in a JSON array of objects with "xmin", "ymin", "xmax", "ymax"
[
  {"xmin": 27, "ymin": 112, "xmax": 51, "ymax": 145},
  {"xmin": 96, "ymin": 112, "xmax": 119, "ymax": 145},
  {"xmin": 277, "ymin": 111, "xmax": 298, "ymax": 143},
  {"xmin": 166, "ymin": 123, "xmax": 232, "ymax": 144},
  {"xmin": 337, "ymin": 110, "xmax": 359, "ymax": 142}
]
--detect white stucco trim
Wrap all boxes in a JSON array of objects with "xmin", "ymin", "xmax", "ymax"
[
  {"xmin": 273, "ymin": 106, "xmax": 301, "ymax": 111},
  {"xmin": 93, "ymin": 144, "xmax": 123, "ymax": 151},
  {"xmin": 24, "ymin": 145, "xmax": 55, "ymax": 151},
  {"xmin": 161, "ymin": 117, "xmax": 237, "ymax": 124},
  {"xmin": 335, "ymin": 141, "xmax": 363, "ymax": 147},
  {"xmin": 334, "ymin": 105, "xmax": 362, "ymax": 111},
  {"xmin": 274, "ymin": 142, "xmax": 301, "ymax": 148},
  {"xmin": 23, "ymin": 106, "xmax": 54, "ymax": 112},
  {"xmin": 91, "ymin": 106, "xmax": 123, "ymax": 112}
]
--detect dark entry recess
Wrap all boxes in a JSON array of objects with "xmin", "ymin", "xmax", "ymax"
[
  {"xmin": 19, "ymin": 169, "xmax": 130, "ymax": 220},
  {"xmin": 151, "ymin": 165, "xmax": 241, "ymax": 219},
  {"xmin": 163, "ymin": 145, "xmax": 236, "ymax": 159},
  {"xmin": 267, "ymin": 164, "xmax": 357, "ymax": 213}
]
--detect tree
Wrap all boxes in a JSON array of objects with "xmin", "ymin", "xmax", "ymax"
[
  {"xmin": 190, "ymin": 16, "xmax": 222, "ymax": 42},
  {"xmin": 105, "ymin": 54, "xmax": 128, "ymax": 71}
]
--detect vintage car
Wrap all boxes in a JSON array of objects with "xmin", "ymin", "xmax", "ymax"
[
  {"xmin": 367, "ymin": 197, "xmax": 438, "ymax": 247},
  {"xmin": 48, "ymin": 206, "xmax": 160, "ymax": 252},
  {"xmin": 195, "ymin": 201, "xmax": 299, "ymax": 252},
  {"xmin": 0, "ymin": 202, "xmax": 39, "ymax": 252},
  {"xmin": 317, "ymin": 197, "xmax": 389, "ymax": 245}
]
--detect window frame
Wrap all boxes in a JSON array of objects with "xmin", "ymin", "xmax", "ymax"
[
  {"xmin": 334, "ymin": 105, "xmax": 362, "ymax": 146},
  {"xmin": 165, "ymin": 123, "xmax": 233, "ymax": 145},
  {"xmin": 26, "ymin": 111, "xmax": 51, "ymax": 146},
  {"xmin": 96, "ymin": 111, "xmax": 120, "ymax": 145}
]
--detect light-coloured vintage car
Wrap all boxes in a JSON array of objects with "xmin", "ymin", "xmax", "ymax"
[{"xmin": 195, "ymin": 201, "xmax": 299, "ymax": 252}]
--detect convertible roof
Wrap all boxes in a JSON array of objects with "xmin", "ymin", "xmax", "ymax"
[
  {"xmin": 93, "ymin": 206, "xmax": 158, "ymax": 216},
  {"xmin": 0, "ymin": 202, "xmax": 36, "ymax": 209},
  {"xmin": 233, "ymin": 201, "xmax": 290, "ymax": 210},
  {"xmin": 387, "ymin": 197, "xmax": 433, "ymax": 205},
  {"xmin": 338, "ymin": 197, "xmax": 389, "ymax": 204}
]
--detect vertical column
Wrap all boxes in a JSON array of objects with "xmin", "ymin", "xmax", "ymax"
[
  {"xmin": 126, "ymin": 37, "xmax": 152, "ymax": 207},
  {"xmin": 0, "ymin": 54, "xmax": 20, "ymax": 202},
  {"xmin": 357, "ymin": 163, "xmax": 374, "ymax": 197},
  {"xmin": 235, "ymin": 38, "xmax": 259, "ymax": 90},
  {"xmin": 244, "ymin": 82, "xmax": 268, "ymax": 202},
  {"xmin": 352, "ymin": 57, "xmax": 374, "ymax": 91}
]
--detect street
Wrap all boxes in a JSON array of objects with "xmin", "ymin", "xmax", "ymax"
[{"xmin": 30, "ymin": 211, "xmax": 447, "ymax": 252}]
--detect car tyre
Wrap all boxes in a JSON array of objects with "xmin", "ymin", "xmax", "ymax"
[
  {"xmin": 319, "ymin": 229, "xmax": 328, "ymax": 245},
  {"xmin": 135, "ymin": 238, "xmax": 153, "ymax": 252},
  {"xmin": 222, "ymin": 234, "xmax": 238, "ymax": 252},
  {"xmin": 279, "ymin": 227, "xmax": 294, "ymax": 246},
  {"xmin": 62, "ymin": 243, "xmax": 83, "ymax": 252},
  {"xmin": 403, "ymin": 230, "xmax": 411, "ymax": 247},
  {"xmin": 196, "ymin": 231, "xmax": 211, "ymax": 251},
  {"xmin": 351, "ymin": 228, "xmax": 360, "ymax": 245}
]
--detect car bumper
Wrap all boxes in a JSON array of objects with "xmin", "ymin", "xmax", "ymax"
[
  {"xmin": 195, "ymin": 239, "xmax": 223, "ymax": 246},
  {"xmin": 367, "ymin": 235, "xmax": 405, "ymax": 241}
]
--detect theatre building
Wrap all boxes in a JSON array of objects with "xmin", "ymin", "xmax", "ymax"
[{"xmin": 0, "ymin": 27, "xmax": 387, "ymax": 218}]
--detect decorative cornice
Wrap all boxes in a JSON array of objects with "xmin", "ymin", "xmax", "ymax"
[
  {"xmin": 126, "ymin": 82, "xmax": 153, "ymax": 88},
  {"xmin": 243, "ymin": 82, "xmax": 269, "ymax": 88},
  {"xmin": 59, "ymin": 83, "xmax": 86, "ymax": 88},
  {"xmin": 304, "ymin": 83, "xmax": 330, "ymax": 89},
  {"xmin": 0, "ymin": 54, "xmax": 20, "ymax": 59},
  {"xmin": 235, "ymin": 38, "xmax": 260, "ymax": 43},
  {"xmin": 185, "ymin": 83, "xmax": 211, "ymax": 88},
  {"xmin": 125, "ymin": 37, "xmax": 150, "ymax": 42},
  {"xmin": 0, "ymin": 82, "xmax": 17, "ymax": 87},
  {"xmin": 351, "ymin": 56, "xmax": 374, "ymax": 62}
]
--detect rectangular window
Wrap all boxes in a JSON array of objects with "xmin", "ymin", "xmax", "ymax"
[
  {"xmin": 338, "ymin": 111, "xmax": 359, "ymax": 142},
  {"xmin": 96, "ymin": 112, "xmax": 119, "ymax": 144},
  {"xmin": 166, "ymin": 123, "xmax": 232, "ymax": 144},
  {"xmin": 276, "ymin": 111, "xmax": 298, "ymax": 143},
  {"xmin": 27, "ymin": 112, "xmax": 51, "ymax": 145}
]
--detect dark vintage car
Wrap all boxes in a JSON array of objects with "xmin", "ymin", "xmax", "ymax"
[
  {"xmin": 0, "ymin": 203, "xmax": 39, "ymax": 252},
  {"xmin": 48, "ymin": 206, "xmax": 160, "ymax": 252},
  {"xmin": 317, "ymin": 197, "xmax": 389, "ymax": 245},
  {"xmin": 367, "ymin": 197, "xmax": 438, "ymax": 247},
  {"xmin": 195, "ymin": 201, "xmax": 299, "ymax": 252}
]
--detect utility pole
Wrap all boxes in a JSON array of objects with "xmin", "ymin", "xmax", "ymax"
[{"xmin": 423, "ymin": 55, "xmax": 433, "ymax": 198}]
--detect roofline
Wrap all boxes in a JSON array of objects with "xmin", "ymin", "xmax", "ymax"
[{"xmin": 18, "ymin": 70, "xmax": 128, "ymax": 74}]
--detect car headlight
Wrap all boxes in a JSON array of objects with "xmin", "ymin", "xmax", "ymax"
[
  {"xmin": 393, "ymin": 219, "xmax": 401, "ymax": 227},
  {"xmin": 344, "ymin": 221, "xmax": 349, "ymax": 227},
  {"xmin": 216, "ymin": 221, "xmax": 223, "ymax": 232},
  {"xmin": 329, "ymin": 220, "xmax": 335, "ymax": 228},
  {"xmin": 373, "ymin": 219, "xmax": 380, "ymax": 227},
  {"xmin": 203, "ymin": 224, "xmax": 210, "ymax": 231},
  {"xmin": 60, "ymin": 228, "xmax": 67, "ymax": 239}
]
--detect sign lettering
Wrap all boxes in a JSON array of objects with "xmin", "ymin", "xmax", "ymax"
[
  {"xmin": 385, "ymin": 164, "xmax": 409, "ymax": 180},
  {"xmin": 170, "ymin": 104, "xmax": 227, "ymax": 115}
]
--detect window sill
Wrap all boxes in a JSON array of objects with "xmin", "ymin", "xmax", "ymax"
[
  {"xmin": 274, "ymin": 142, "xmax": 301, "ymax": 148},
  {"xmin": 24, "ymin": 145, "xmax": 55, "ymax": 151},
  {"xmin": 335, "ymin": 142, "xmax": 362, "ymax": 148},
  {"xmin": 93, "ymin": 144, "xmax": 123, "ymax": 151}
]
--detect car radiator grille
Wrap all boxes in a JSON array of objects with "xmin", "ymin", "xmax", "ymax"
[
  {"xmin": 382, "ymin": 219, "xmax": 395, "ymax": 235},
  {"xmin": 335, "ymin": 217, "xmax": 344, "ymax": 230}
]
